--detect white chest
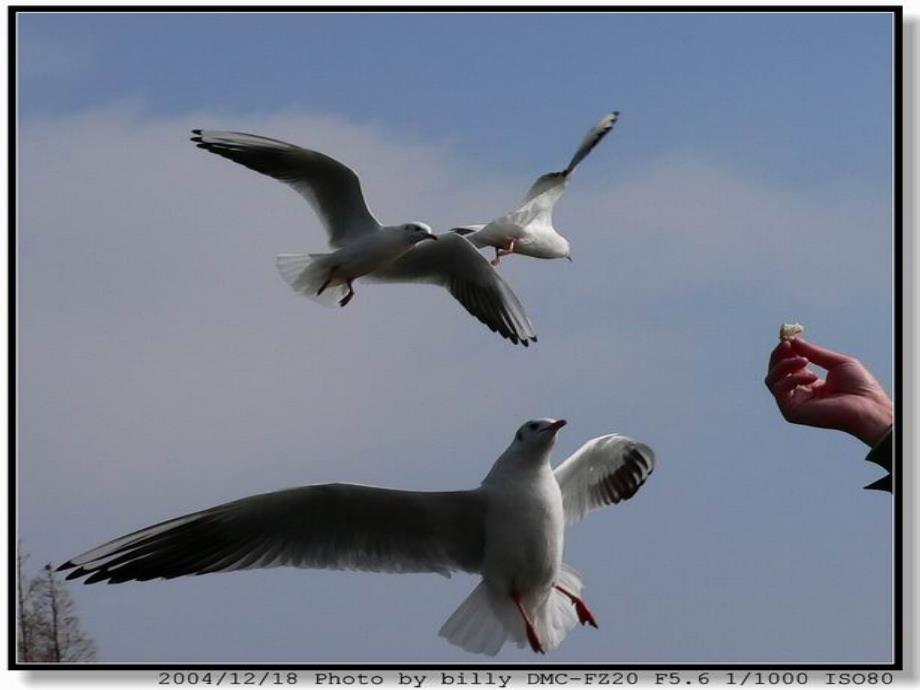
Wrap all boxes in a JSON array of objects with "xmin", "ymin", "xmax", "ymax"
[{"xmin": 481, "ymin": 475, "xmax": 565, "ymax": 594}]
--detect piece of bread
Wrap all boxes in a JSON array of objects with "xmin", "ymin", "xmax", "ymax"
[{"xmin": 779, "ymin": 322, "xmax": 805, "ymax": 341}]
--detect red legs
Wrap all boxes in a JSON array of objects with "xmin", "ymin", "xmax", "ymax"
[
  {"xmin": 338, "ymin": 280, "xmax": 355, "ymax": 307},
  {"xmin": 554, "ymin": 584, "xmax": 598, "ymax": 628},
  {"xmin": 510, "ymin": 584, "xmax": 595, "ymax": 654},
  {"xmin": 511, "ymin": 590, "xmax": 545, "ymax": 654},
  {"xmin": 490, "ymin": 239, "xmax": 517, "ymax": 267}
]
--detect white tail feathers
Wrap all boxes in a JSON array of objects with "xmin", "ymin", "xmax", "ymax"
[
  {"xmin": 439, "ymin": 581, "xmax": 510, "ymax": 656},
  {"xmin": 275, "ymin": 254, "xmax": 348, "ymax": 308},
  {"xmin": 439, "ymin": 564, "xmax": 585, "ymax": 656},
  {"xmin": 536, "ymin": 563, "xmax": 584, "ymax": 652}
]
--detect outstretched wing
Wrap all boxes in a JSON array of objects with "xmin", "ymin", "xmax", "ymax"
[
  {"xmin": 521, "ymin": 171, "xmax": 569, "ymax": 208},
  {"xmin": 369, "ymin": 233, "xmax": 538, "ymax": 347},
  {"xmin": 191, "ymin": 130, "xmax": 381, "ymax": 247},
  {"xmin": 564, "ymin": 111, "xmax": 619, "ymax": 176},
  {"xmin": 58, "ymin": 484, "xmax": 486, "ymax": 583},
  {"xmin": 553, "ymin": 434, "xmax": 654, "ymax": 525},
  {"xmin": 523, "ymin": 112, "xmax": 619, "ymax": 204}
]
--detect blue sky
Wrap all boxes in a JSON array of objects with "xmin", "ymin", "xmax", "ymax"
[
  {"xmin": 16, "ymin": 9, "xmax": 896, "ymax": 663},
  {"xmin": 19, "ymin": 11, "xmax": 892, "ymax": 185}
]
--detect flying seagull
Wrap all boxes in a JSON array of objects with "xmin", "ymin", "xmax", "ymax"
[
  {"xmin": 453, "ymin": 112, "xmax": 619, "ymax": 265},
  {"xmin": 59, "ymin": 419, "xmax": 654, "ymax": 656},
  {"xmin": 191, "ymin": 130, "xmax": 536, "ymax": 346}
]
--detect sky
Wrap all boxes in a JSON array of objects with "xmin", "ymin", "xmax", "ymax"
[{"xmin": 14, "ymin": 9, "xmax": 896, "ymax": 664}]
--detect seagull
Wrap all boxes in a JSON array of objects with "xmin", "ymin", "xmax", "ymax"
[
  {"xmin": 58, "ymin": 419, "xmax": 654, "ymax": 656},
  {"xmin": 191, "ymin": 130, "xmax": 537, "ymax": 346},
  {"xmin": 453, "ymin": 112, "xmax": 619, "ymax": 265}
]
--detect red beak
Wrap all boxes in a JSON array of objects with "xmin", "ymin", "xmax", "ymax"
[{"xmin": 545, "ymin": 419, "xmax": 567, "ymax": 433}]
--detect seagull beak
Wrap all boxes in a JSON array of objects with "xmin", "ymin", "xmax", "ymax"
[
  {"xmin": 545, "ymin": 419, "xmax": 567, "ymax": 433},
  {"xmin": 423, "ymin": 233, "xmax": 438, "ymax": 242}
]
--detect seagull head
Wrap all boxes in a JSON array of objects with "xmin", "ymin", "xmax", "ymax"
[
  {"xmin": 401, "ymin": 222, "xmax": 438, "ymax": 244},
  {"xmin": 513, "ymin": 418, "xmax": 567, "ymax": 453},
  {"xmin": 484, "ymin": 418, "xmax": 568, "ymax": 481}
]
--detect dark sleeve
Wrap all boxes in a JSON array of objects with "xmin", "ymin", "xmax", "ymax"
[{"xmin": 863, "ymin": 426, "xmax": 893, "ymax": 493}]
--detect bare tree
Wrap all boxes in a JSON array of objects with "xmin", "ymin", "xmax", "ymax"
[
  {"xmin": 16, "ymin": 550, "xmax": 36, "ymax": 661},
  {"xmin": 16, "ymin": 550, "xmax": 97, "ymax": 662}
]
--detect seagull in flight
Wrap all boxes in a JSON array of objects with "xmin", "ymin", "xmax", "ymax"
[
  {"xmin": 191, "ymin": 130, "xmax": 536, "ymax": 346},
  {"xmin": 58, "ymin": 419, "xmax": 654, "ymax": 656},
  {"xmin": 453, "ymin": 112, "xmax": 619, "ymax": 265}
]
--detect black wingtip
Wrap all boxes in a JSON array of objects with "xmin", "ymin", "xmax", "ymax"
[
  {"xmin": 84, "ymin": 570, "xmax": 114, "ymax": 585},
  {"xmin": 191, "ymin": 128, "xmax": 202, "ymax": 135},
  {"xmin": 65, "ymin": 567, "xmax": 89, "ymax": 581},
  {"xmin": 864, "ymin": 475, "xmax": 892, "ymax": 492}
]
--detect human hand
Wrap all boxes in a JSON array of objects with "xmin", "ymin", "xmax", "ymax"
[{"xmin": 764, "ymin": 337, "xmax": 892, "ymax": 446}]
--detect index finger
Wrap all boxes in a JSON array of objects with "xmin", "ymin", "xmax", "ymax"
[{"xmin": 768, "ymin": 340, "xmax": 795, "ymax": 373}]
